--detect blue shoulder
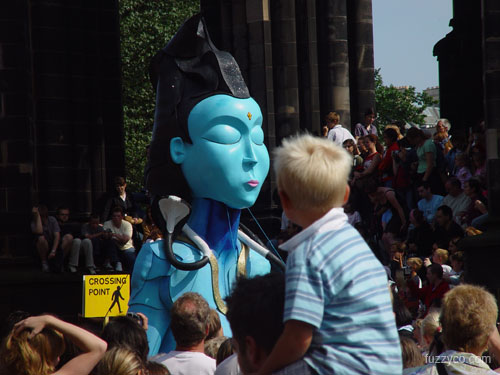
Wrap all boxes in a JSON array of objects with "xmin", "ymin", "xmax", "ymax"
[
  {"xmin": 131, "ymin": 240, "xmax": 206, "ymax": 282},
  {"xmin": 247, "ymin": 248, "xmax": 271, "ymax": 276},
  {"xmin": 170, "ymin": 241, "xmax": 207, "ymax": 265}
]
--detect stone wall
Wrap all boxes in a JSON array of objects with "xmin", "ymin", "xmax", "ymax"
[{"xmin": 0, "ymin": 0, "xmax": 124, "ymax": 259}]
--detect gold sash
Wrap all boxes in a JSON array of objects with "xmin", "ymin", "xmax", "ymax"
[{"xmin": 175, "ymin": 235, "xmax": 249, "ymax": 314}]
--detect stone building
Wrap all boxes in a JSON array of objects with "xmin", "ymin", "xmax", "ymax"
[
  {"xmin": 0, "ymin": 1, "xmax": 124, "ymax": 260},
  {"xmin": 1, "ymin": 0, "xmax": 499, "ymax": 317},
  {"xmin": 434, "ymin": 0, "xmax": 500, "ymax": 290},
  {"xmin": 3, "ymin": 0, "xmax": 498, "ymax": 271},
  {"xmin": 1, "ymin": 0, "xmax": 378, "ymax": 261},
  {"xmin": 201, "ymin": 0, "xmax": 377, "ymax": 212}
]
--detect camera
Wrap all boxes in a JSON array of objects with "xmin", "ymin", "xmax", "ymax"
[
  {"xmin": 104, "ymin": 228, "xmax": 112, "ymax": 233},
  {"xmin": 126, "ymin": 312, "xmax": 144, "ymax": 327}
]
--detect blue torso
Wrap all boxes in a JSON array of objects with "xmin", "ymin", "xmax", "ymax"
[{"xmin": 129, "ymin": 198, "xmax": 271, "ymax": 355}]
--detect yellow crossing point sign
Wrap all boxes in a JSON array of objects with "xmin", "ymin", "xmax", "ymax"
[{"xmin": 82, "ymin": 274, "xmax": 130, "ymax": 318}]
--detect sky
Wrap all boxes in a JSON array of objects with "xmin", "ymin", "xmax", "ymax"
[{"xmin": 372, "ymin": 0, "xmax": 453, "ymax": 92}]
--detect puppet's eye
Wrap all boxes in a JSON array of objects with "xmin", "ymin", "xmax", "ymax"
[
  {"xmin": 251, "ymin": 127, "xmax": 264, "ymax": 145},
  {"xmin": 202, "ymin": 125, "xmax": 241, "ymax": 144}
]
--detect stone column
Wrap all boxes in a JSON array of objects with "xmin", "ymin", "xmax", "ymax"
[
  {"xmin": 200, "ymin": 0, "xmax": 231, "ymax": 52},
  {"xmin": 316, "ymin": 0, "xmax": 351, "ymax": 128},
  {"xmin": 270, "ymin": 0, "xmax": 300, "ymax": 142},
  {"xmin": 295, "ymin": 0, "xmax": 321, "ymax": 134},
  {"xmin": 0, "ymin": 1, "xmax": 34, "ymax": 258},
  {"xmin": 482, "ymin": 0, "xmax": 500, "ymax": 218},
  {"xmin": 459, "ymin": 0, "xmax": 500, "ymax": 292},
  {"xmin": 347, "ymin": 0, "xmax": 375, "ymax": 130},
  {"xmin": 434, "ymin": 1, "xmax": 483, "ymax": 135}
]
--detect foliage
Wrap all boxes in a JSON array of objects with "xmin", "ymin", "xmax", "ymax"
[
  {"xmin": 119, "ymin": 0, "xmax": 199, "ymax": 192},
  {"xmin": 374, "ymin": 68, "xmax": 437, "ymax": 129}
]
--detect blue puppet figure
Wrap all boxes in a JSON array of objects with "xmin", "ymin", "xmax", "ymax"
[{"xmin": 128, "ymin": 14, "xmax": 282, "ymax": 355}]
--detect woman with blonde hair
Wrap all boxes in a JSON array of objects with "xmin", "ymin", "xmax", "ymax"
[
  {"xmin": 0, "ymin": 314, "xmax": 107, "ymax": 375},
  {"xmin": 420, "ymin": 311, "xmax": 441, "ymax": 355},
  {"xmin": 433, "ymin": 118, "xmax": 453, "ymax": 155},
  {"xmin": 96, "ymin": 347, "xmax": 147, "ymax": 375}
]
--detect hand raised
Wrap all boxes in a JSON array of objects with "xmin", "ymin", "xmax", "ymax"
[{"xmin": 13, "ymin": 315, "xmax": 51, "ymax": 339}]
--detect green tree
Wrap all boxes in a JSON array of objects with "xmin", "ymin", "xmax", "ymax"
[
  {"xmin": 374, "ymin": 69, "xmax": 437, "ymax": 129},
  {"xmin": 119, "ymin": 0, "xmax": 199, "ymax": 192}
]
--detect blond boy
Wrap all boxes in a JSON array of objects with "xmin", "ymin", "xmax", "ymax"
[
  {"xmin": 425, "ymin": 248, "xmax": 452, "ymax": 278},
  {"xmin": 257, "ymin": 134, "xmax": 401, "ymax": 375}
]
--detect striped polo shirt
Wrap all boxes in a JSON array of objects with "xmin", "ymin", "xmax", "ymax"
[{"xmin": 280, "ymin": 207, "xmax": 402, "ymax": 375}]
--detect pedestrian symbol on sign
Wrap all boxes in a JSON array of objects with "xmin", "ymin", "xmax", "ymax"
[{"xmin": 106, "ymin": 286, "xmax": 125, "ymax": 315}]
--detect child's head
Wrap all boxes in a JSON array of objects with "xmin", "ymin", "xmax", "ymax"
[
  {"xmin": 450, "ymin": 251, "xmax": 464, "ymax": 272},
  {"xmin": 407, "ymin": 257, "xmax": 423, "ymax": 272},
  {"xmin": 400, "ymin": 335, "xmax": 425, "ymax": 369},
  {"xmin": 432, "ymin": 249, "xmax": 449, "ymax": 265},
  {"xmin": 421, "ymin": 311, "xmax": 441, "ymax": 348},
  {"xmin": 342, "ymin": 138, "xmax": 356, "ymax": 155},
  {"xmin": 325, "ymin": 111, "xmax": 340, "ymax": 127},
  {"xmin": 88, "ymin": 214, "xmax": 101, "ymax": 229},
  {"xmin": 391, "ymin": 242, "xmax": 406, "ymax": 255},
  {"xmin": 96, "ymin": 347, "xmax": 146, "ymax": 375},
  {"xmin": 146, "ymin": 361, "xmax": 170, "ymax": 375},
  {"xmin": 274, "ymin": 134, "xmax": 352, "ymax": 212}
]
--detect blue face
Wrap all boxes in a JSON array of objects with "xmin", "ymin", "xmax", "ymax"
[{"xmin": 170, "ymin": 94, "xmax": 270, "ymax": 209}]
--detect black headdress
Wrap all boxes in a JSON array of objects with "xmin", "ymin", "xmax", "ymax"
[{"xmin": 146, "ymin": 14, "xmax": 250, "ymax": 199}]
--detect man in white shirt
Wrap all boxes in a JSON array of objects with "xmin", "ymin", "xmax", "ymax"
[
  {"xmin": 154, "ymin": 292, "xmax": 216, "ymax": 375},
  {"xmin": 103, "ymin": 206, "xmax": 136, "ymax": 272},
  {"xmin": 325, "ymin": 112, "xmax": 355, "ymax": 146}
]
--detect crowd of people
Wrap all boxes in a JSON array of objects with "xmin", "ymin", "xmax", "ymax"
[
  {"xmin": 30, "ymin": 176, "xmax": 163, "ymax": 274},
  {"xmin": 8, "ymin": 112, "xmax": 497, "ymax": 374},
  {"xmin": 319, "ymin": 110, "xmax": 489, "ymax": 269}
]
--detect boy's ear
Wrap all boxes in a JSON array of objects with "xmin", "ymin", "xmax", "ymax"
[
  {"xmin": 170, "ymin": 137, "xmax": 186, "ymax": 164},
  {"xmin": 343, "ymin": 184, "xmax": 350, "ymax": 205},
  {"xmin": 278, "ymin": 190, "xmax": 292, "ymax": 212}
]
